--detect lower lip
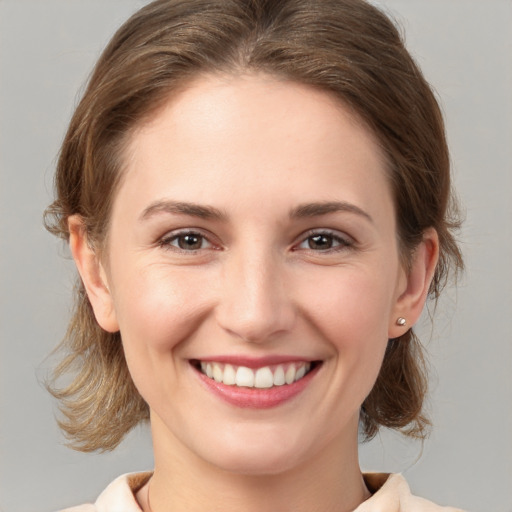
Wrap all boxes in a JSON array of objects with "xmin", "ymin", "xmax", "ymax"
[{"xmin": 194, "ymin": 364, "xmax": 321, "ymax": 409}]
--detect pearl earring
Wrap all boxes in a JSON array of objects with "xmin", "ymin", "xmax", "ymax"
[{"xmin": 396, "ymin": 317, "xmax": 406, "ymax": 327}]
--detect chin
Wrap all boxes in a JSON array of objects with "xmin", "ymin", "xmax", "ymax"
[
  {"xmin": 208, "ymin": 449, "xmax": 304, "ymax": 476},
  {"xmin": 193, "ymin": 426, "xmax": 318, "ymax": 476}
]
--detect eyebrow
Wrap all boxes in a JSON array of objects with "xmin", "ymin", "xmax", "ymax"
[
  {"xmin": 139, "ymin": 200, "xmax": 227, "ymax": 222},
  {"xmin": 290, "ymin": 201, "xmax": 373, "ymax": 223},
  {"xmin": 139, "ymin": 199, "xmax": 373, "ymax": 224}
]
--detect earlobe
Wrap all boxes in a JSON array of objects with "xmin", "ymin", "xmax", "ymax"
[
  {"xmin": 68, "ymin": 215, "xmax": 120, "ymax": 333},
  {"xmin": 388, "ymin": 228, "xmax": 439, "ymax": 338}
]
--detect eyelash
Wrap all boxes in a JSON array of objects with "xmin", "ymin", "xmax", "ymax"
[
  {"xmin": 293, "ymin": 230, "xmax": 354, "ymax": 253},
  {"xmin": 157, "ymin": 229, "xmax": 354, "ymax": 254},
  {"xmin": 158, "ymin": 230, "xmax": 216, "ymax": 253}
]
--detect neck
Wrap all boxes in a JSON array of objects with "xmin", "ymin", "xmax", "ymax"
[{"xmin": 144, "ymin": 413, "xmax": 370, "ymax": 512}]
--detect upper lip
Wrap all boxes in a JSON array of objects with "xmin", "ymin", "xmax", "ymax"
[{"xmin": 191, "ymin": 355, "xmax": 318, "ymax": 369}]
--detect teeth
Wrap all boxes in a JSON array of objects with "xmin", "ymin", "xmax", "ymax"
[
  {"xmin": 273, "ymin": 365, "xmax": 285, "ymax": 386},
  {"xmin": 285, "ymin": 365, "xmax": 296, "ymax": 385},
  {"xmin": 212, "ymin": 363, "xmax": 223, "ymax": 382},
  {"xmin": 254, "ymin": 367, "xmax": 274, "ymax": 389},
  {"xmin": 295, "ymin": 365, "xmax": 306, "ymax": 381},
  {"xmin": 235, "ymin": 366, "xmax": 254, "ymax": 387},
  {"xmin": 199, "ymin": 361, "xmax": 313, "ymax": 388},
  {"xmin": 223, "ymin": 364, "xmax": 236, "ymax": 385}
]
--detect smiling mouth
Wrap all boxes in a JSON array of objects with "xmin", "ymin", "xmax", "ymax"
[{"xmin": 192, "ymin": 360, "xmax": 319, "ymax": 389}]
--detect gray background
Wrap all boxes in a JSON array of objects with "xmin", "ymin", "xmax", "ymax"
[{"xmin": 1, "ymin": 1, "xmax": 511, "ymax": 511}]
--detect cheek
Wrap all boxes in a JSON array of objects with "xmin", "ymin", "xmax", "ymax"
[
  {"xmin": 108, "ymin": 266, "xmax": 218, "ymax": 412},
  {"xmin": 302, "ymin": 266, "xmax": 396, "ymax": 389},
  {"xmin": 110, "ymin": 266, "xmax": 213, "ymax": 361},
  {"xmin": 303, "ymin": 265, "xmax": 396, "ymax": 341}
]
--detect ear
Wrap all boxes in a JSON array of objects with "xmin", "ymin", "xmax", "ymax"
[
  {"xmin": 68, "ymin": 215, "xmax": 119, "ymax": 333},
  {"xmin": 388, "ymin": 228, "xmax": 439, "ymax": 338}
]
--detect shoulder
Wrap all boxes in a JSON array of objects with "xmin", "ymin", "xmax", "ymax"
[
  {"xmin": 56, "ymin": 472, "xmax": 152, "ymax": 512},
  {"xmin": 357, "ymin": 473, "xmax": 465, "ymax": 512}
]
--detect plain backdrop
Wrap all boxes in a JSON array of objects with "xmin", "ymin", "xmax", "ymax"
[{"xmin": 1, "ymin": 1, "xmax": 511, "ymax": 511}]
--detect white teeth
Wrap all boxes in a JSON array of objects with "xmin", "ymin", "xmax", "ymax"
[
  {"xmin": 285, "ymin": 365, "xmax": 296, "ymax": 385},
  {"xmin": 235, "ymin": 366, "xmax": 255, "ymax": 387},
  {"xmin": 254, "ymin": 367, "xmax": 274, "ymax": 389},
  {"xmin": 223, "ymin": 364, "xmax": 236, "ymax": 385},
  {"xmin": 212, "ymin": 363, "xmax": 223, "ymax": 382},
  {"xmin": 199, "ymin": 361, "xmax": 313, "ymax": 388},
  {"xmin": 295, "ymin": 365, "xmax": 306, "ymax": 381},
  {"xmin": 273, "ymin": 365, "xmax": 285, "ymax": 386}
]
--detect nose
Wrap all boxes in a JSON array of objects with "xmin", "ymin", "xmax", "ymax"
[{"xmin": 215, "ymin": 247, "xmax": 296, "ymax": 343}]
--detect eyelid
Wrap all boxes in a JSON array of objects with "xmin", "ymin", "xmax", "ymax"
[
  {"xmin": 156, "ymin": 227, "xmax": 354, "ymax": 254},
  {"xmin": 292, "ymin": 228, "xmax": 355, "ymax": 251},
  {"xmin": 158, "ymin": 228, "xmax": 221, "ymax": 252}
]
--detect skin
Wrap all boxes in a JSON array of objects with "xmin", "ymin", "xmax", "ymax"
[{"xmin": 69, "ymin": 73, "xmax": 438, "ymax": 512}]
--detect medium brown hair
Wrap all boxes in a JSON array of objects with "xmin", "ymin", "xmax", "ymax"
[{"xmin": 45, "ymin": 0, "xmax": 463, "ymax": 452}]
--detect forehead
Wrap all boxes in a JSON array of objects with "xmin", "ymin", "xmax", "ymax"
[
  {"xmin": 118, "ymin": 73, "xmax": 392, "ymax": 221},
  {"xmin": 130, "ymin": 73, "xmax": 379, "ymax": 154}
]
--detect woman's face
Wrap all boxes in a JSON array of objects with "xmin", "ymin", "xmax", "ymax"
[{"xmin": 86, "ymin": 74, "xmax": 415, "ymax": 474}]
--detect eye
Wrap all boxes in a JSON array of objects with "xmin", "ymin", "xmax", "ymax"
[
  {"xmin": 296, "ymin": 231, "xmax": 353, "ymax": 252},
  {"xmin": 160, "ymin": 231, "xmax": 214, "ymax": 251}
]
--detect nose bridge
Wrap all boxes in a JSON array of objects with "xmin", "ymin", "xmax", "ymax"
[{"xmin": 217, "ymin": 241, "xmax": 295, "ymax": 343}]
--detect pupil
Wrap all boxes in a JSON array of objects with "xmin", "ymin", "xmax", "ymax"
[
  {"xmin": 179, "ymin": 234, "xmax": 201, "ymax": 250},
  {"xmin": 309, "ymin": 234, "xmax": 332, "ymax": 250}
]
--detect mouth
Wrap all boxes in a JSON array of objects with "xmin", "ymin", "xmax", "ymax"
[{"xmin": 191, "ymin": 360, "xmax": 320, "ymax": 389}]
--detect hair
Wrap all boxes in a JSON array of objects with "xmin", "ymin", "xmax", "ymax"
[{"xmin": 45, "ymin": 0, "xmax": 463, "ymax": 452}]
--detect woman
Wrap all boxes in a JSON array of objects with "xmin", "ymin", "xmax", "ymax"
[{"xmin": 45, "ymin": 0, "xmax": 464, "ymax": 510}]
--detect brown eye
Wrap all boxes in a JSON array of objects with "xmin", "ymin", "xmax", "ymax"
[
  {"xmin": 307, "ymin": 234, "xmax": 334, "ymax": 250},
  {"xmin": 296, "ymin": 231, "xmax": 352, "ymax": 252},
  {"xmin": 161, "ymin": 231, "xmax": 213, "ymax": 251},
  {"xmin": 177, "ymin": 233, "xmax": 203, "ymax": 250}
]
